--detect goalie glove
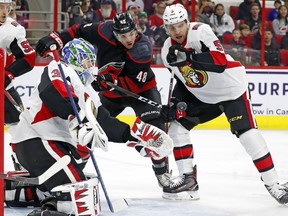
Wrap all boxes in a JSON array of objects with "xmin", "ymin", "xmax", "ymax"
[
  {"xmin": 85, "ymin": 97, "xmax": 109, "ymax": 152},
  {"xmin": 68, "ymin": 110, "xmax": 95, "ymax": 150},
  {"xmin": 167, "ymin": 44, "xmax": 194, "ymax": 67},
  {"xmin": 129, "ymin": 117, "xmax": 173, "ymax": 160},
  {"xmin": 36, "ymin": 32, "xmax": 64, "ymax": 57},
  {"xmin": 68, "ymin": 104, "xmax": 108, "ymax": 152}
]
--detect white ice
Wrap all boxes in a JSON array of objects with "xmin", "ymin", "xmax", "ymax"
[{"xmin": 4, "ymin": 130, "xmax": 288, "ymax": 216}]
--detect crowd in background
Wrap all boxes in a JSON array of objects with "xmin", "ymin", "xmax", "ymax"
[{"xmin": 12, "ymin": 0, "xmax": 288, "ymax": 66}]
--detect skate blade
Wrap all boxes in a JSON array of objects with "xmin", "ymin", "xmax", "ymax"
[{"xmin": 162, "ymin": 190, "xmax": 200, "ymax": 201}]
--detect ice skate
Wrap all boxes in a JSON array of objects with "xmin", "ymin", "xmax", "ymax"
[
  {"xmin": 265, "ymin": 182, "xmax": 288, "ymax": 205},
  {"xmin": 152, "ymin": 163, "xmax": 173, "ymax": 188},
  {"xmin": 162, "ymin": 165, "xmax": 199, "ymax": 200}
]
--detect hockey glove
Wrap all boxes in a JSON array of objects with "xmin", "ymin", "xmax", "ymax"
[
  {"xmin": 68, "ymin": 114, "xmax": 96, "ymax": 149},
  {"xmin": 36, "ymin": 32, "xmax": 64, "ymax": 57},
  {"xmin": 92, "ymin": 73, "xmax": 117, "ymax": 91},
  {"xmin": 167, "ymin": 44, "xmax": 194, "ymax": 67},
  {"xmin": 5, "ymin": 71, "xmax": 14, "ymax": 89},
  {"xmin": 160, "ymin": 98, "xmax": 187, "ymax": 122},
  {"xmin": 129, "ymin": 117, "xmax": 173, "ymax": 160}
]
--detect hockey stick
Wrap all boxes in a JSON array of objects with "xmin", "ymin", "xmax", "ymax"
[
  {"xmin": 50, "ymin": 46, "xmax": 128, "ymax": 213},
  {"xmin": 0, "ymin": 155, "xmax": 71, "ymax": 185},
  {"xmin": 165, "ymin": 68, "xmax": 175, "ymax": 132},
  {"xmin": 4, "ymin": 89, "xmax": 24, "ymax": 112},
  {"xmin": 105, "ymin": 81, "xmax": 162, "ymax": 108}
]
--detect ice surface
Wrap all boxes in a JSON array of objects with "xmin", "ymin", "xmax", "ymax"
[{"xmin": 4, "ymin": 130, "xmax": 288, "ymax": 216}]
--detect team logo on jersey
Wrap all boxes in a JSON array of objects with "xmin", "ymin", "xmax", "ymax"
[
  {"xmin": 98, "ymin": 62, "xmax": 125, "ymax": 76},
  {"xmin": 179, "ymin": 66, "xmax": 208, "ymax": 88}
]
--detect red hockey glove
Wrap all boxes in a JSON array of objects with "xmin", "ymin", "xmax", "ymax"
[
  {"xmin": 92, "ymin": 73, "xmax": 117, "ymax": 91},
  {"xmin": 36, "ymin": 32, "xmax": 64, "ymax": 57},
  {"xmin": 167, "ymin": 44, "xmax": 194, "ymax": 67},
  {"xmin": 5, "ymin": 71, "xmax": 14, "ymax": 89}
]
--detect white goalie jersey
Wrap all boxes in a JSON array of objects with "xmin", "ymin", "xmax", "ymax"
[
  {"xmin": 161, "ymin": 22, "xmax": 248, "ymax": 104},
  {"xmin": 11, "ymin": 60, "xmax": 101, "ymax": 146}
]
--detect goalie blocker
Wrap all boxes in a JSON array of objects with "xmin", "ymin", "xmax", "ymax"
[{"xmin": 129, "ymin": 117, "xmax": 173, "ymax": 160}]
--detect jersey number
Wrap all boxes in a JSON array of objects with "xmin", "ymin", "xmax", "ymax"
[
  {"xmin": 20, "ymin": 40, "xmax": 34, "ymax": 53},
  {"xmin": 213, "ymin": 40, "xmax": 224, "ymax": 51},
  {"xmin": 136, "ymin": 71, "xmax": 147, "ymax": 83}
]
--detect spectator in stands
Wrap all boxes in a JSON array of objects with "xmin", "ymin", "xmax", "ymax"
[
  {"xmin": 172, "ymin": 0, "xmax": 191, "ymax": 12},
  {"xmin": 252, "ymin": 27, "xmax": 281, "ymax": 66},
  {"xmin": 95, "ymin": 0, "xmax": 117, "ymax": 22},
  {"xmin": 89, "ymin": 0, "xmax": 117, "ymax": 11},
  {"xmin": 244, "ymin": 2, "xmax": 262, "ymax": 34},
  {"xmin": 227, "ymin": 28, "xmax": 247, "ymax": 64},
  {"xmin": 239, "ymin": 23, "xmax": 252, "ymax": 47},
  {"xmin": 67, "ymin": 0, "xmax": 99, "ymax": 26},
  {"xmin": 198, "ymin": 0, "xmax": 214, "ymax": 18},
  {"xmin": 9, "ymin": 0, "xmax": 27, "ymax": 28},
  {"xmin": 126, "ymin": 0, "xmax": 144, "ymax": 11},
  {"xmin": 149, "ymin": 1, "xmax": 166, "ymax": 29},
  {"xmin": 272, "ymin": 5, "xmax": 288, "ymax": 35},
  {"xmin": 193, "ymin": 0, "xmax": 214, "ymax": 29},
  {"xmin": 127, "ymin": 3, "xmax": 142, "ymax": 16},
  {"xmin": 15, "ymin": 0, "xmax": 29, "ymax": 22},
  {"xmin": 280, "ymin": 32, "xmax": 288, "ymax": 49},
  {"xmin": 143, "ymin": 0, "xmax": 155, "ymax": 15},
  {"xmin": 137, "ymin": 11, "xmax": 154, "ymax": 45},
  {"xmin": 236, "ymin": 0, "xmax": 261, "ymax": 21},
  {"xmin": 267, "ymin": 0, "xmax": 282, "ymax": 21},
  {"xmin": 209, "ymin": 3, "xmax": 234, "ymax": 42}
]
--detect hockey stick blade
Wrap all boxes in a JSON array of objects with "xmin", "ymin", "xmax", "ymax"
[
  {"xmin": 110, "ymin": 198, "xmax": 129, "ymax": 213},
  {"xmin": 0, "ymin": 155, "xmax": 71, "ymax": 185}
]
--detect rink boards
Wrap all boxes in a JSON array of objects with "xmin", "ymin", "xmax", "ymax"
[{"xmin": 13, "ymin": 66, "xmax": 288, "ymax": 129}]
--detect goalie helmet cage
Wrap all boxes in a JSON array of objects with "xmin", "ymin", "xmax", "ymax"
[{"xmin": 0, "ymin": 48, "xmax": 4, "ymax": 215}]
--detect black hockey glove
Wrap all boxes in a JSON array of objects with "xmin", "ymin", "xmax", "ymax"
[
  {"xmin": 36, "ymin": 32, "xmax": 64, "ymax": 57},
  {"xmin": 92, "ymin": 73, "xmax": 117, "ymax": 91},
  {"xmin": 160, "ymin": 98, "xmax": 187, "ymax": 122},
  {"xmin": 166, "ymin": 44, "xmax": 194, "ymax": 67}
]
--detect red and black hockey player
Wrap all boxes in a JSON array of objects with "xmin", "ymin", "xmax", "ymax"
[
  {"xmin": 159, "ymin": 3, "xmax": 288, "ymax": 204},
  {"xmin": 36, "ymin": 12, "xmax": 173, "ymax": 188}
]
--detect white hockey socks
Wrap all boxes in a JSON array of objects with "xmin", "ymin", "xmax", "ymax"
[
  {"xmin": 51, "ymin": 178, "xmax": 100, "ymax": 216},
  {"xmin": 239, "ymin": 129, "xmax": 279, "ymax": 186}
]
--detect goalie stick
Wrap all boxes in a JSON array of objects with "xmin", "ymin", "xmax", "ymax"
[
  {"xmin": 50, "ymin": 46, "xmax": 128, "ymax": 213},
  {"xmin": 0, "ymin": 155, "xmax": 71, "ymax": 185}
]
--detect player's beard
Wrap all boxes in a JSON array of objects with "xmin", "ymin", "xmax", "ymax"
[{"xmin": 101, "ymin": 8, "xmax": 112, "ymax": 19}]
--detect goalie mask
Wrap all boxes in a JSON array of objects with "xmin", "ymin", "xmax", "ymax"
[{"xmin": 62, "ymin": 38, "xmax": 97, "ymax": 85}]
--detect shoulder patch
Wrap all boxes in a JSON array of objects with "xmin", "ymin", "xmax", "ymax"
[
  {"xmin": 128, "ymin": 36, "xmax": 152, "ymax": 63},
  {"xmin": 11, "ymin": 21, "xmax": 19, "ymax": 27},
  {"xmin": 192, "ymin": 23, "xmax": 203, "ymax": 30}
]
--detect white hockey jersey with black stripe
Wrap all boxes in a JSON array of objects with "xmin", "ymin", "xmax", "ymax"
[{"xmin": 161, "ymin": 22, "xmax": 248, "ymax": 104}]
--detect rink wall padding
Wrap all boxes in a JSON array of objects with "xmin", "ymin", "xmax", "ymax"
[{"xmin": 13, "ymin": 66, "xmax": 288, "ymax": 130}]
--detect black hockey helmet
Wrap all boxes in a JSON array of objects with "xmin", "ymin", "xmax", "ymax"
[{"xmin": 112, "ymin": 12, "xmax": 136, "ymax": 34}]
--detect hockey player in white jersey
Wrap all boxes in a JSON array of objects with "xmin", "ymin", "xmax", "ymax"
[
  {"xmin": 0, "ymin": 0, "xmax": 36, "ymax": 128},
  {"xmin": 0, "ymin": 0, "xmax": 36, "ymax": 171},
  {"xmin": 7, "ymin": 38, "xmax": 172, "ymax": 215},
  {"xmin": 159, "ymin": 3, "xmax": 288, "ymax": 204}
]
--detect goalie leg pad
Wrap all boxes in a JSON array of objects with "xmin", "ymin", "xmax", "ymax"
[
  {"xmin": 4, "ymin": 177, "xmax": 48, "ymax": 207},
  {"xmin": 51, "ymin": 178, "xmax": 101, "ymax": 216}
]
